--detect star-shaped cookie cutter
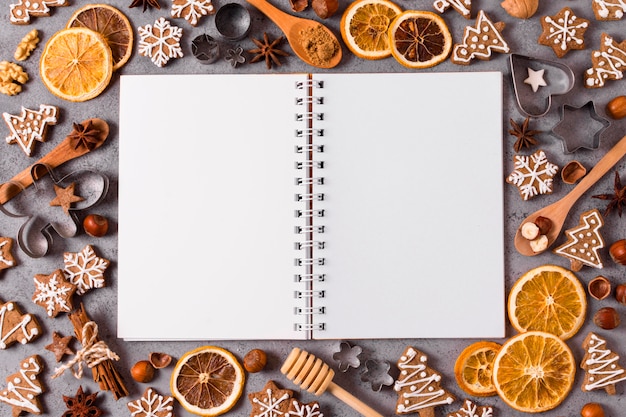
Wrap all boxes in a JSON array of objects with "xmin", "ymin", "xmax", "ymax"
[{"xmin": 551, "ymin": 101, "xmax": 611, "ymax": 153}]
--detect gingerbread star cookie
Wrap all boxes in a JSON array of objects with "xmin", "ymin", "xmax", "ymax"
[
  {"xmin": 45, "ymin": 331, "xmax": 74, "ymax": 362},
  {"xmin": 447, "ymin": 399, "xmax": 493, "ymax": 417},
  {"xmin": 538, "ymin": 7, "xmax": 589, "ymax": 58},
  {"xmin": 32, "ymin": 269, "xmax": 77, "ymax": 317},
  {"xmin": 49, "ymin": 182, "xmax": 84, "ymax": 215},
  {"xmin": 286, "ymin": 399, "xmax": 324, "ymax": 417},
  {"xmin": 63, "ymin": 245, "xmax": 110, "ymax": 295},
  {"xmin": 0, "ymin": 299, "xmax": 40, "ymax": 349},
  {"xmin": 171, "ymin": 0, "xmax": 215, "ymax": 26},
  {"xmin": 0, "ymin": 355, "xmax": 44, "ymax": 416},
  {"xmin": 0, "ymin": 237, "xmax": 16, "ymax": 271},
  {"xmin": 507, "ymin": 150, "xmax": 558, "ymax": 201},
  {"xmin": 3, "ymin": 104, "xmax": 58, "ymax": 156},
  {"xmin": 249, "ymin": 381, "xmax": 294, "ymax": 417},
  {"xmin": 127, "ymin": 387, "xmax": 174, "ymax": 417},
  {"xmin": 451, "ymin": 10, "xmax": 509, "ymax": 65}
]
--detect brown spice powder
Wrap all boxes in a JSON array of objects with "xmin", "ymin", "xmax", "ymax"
[{"xmin": 299, "ymin": 24, "xmax": 339, "ymax": 66}]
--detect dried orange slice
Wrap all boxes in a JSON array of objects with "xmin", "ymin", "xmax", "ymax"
[
  {"xmin": 170, "ymin": 345, "xmax": 245, "ymax": 417},
  {"xmin": 66, "ymin": 3, "xmax": 133, "ymax": 71},
  {"xmin": 493, "ymin": 331, "xmax": 576, "ymax": 413},
  {"xmin": 454, "ymin": 341, "xmax": 501, "ymax": 397},
  {"xmin": 40, "ymin": 27, "xmax": 113, "ymax": 102},
  {"xmin": 388, "ymin": 10, "xmax": 452, "ymax": 68},
  {"xmin": 508, "ymin": 264, "xmax": 586, "ymax": 340},
  {"xmin": 340, "ymin": 0, "xmax": 402, "ymax": 60}
]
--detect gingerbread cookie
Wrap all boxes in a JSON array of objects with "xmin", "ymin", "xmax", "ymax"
[
  {"xmin": 127, "ymin": 387, "xmax": 174, "ymax": 417},
  {"xmin": 45, "ymin": 331, "xmax": 74, "ymax": 362},
  {"xmin": 63, "ymin": 245, "xmax": 110, "ymax": 295},
  {"xmin": 394, "ymin": 346, "xmax": 456, "ymax": 415},
  {"xmin": 171, "ymin": 0, "xmax": 215, "ymax": 26},
  {"xmin": 9, "ymin": 0, "xmax": 68, "ymax": 24},
  {"xmin": 0, "ymin": 355, "xmax": 44, "ymax": 416},
  {"xmin": 0, "ymin": 299, "xmax": 40, "ymax": 349},
  {"xmin": 592, "ymin": 0, "xmax": 626, "ymax": 20},
  {"xmin": 553, "ymin": 209, "xmax": 605, "ymax": 271},
  {"xmin": 447, "ymin": 399, "xmax": 493, "ymax": 417},
  {"xmin": 3, "ymin": 104, "xmax": 58, "ymax": 156},
  {"xmin": 433, "ymin": 0, "xmax": 471, "ymax": 18},
  {"xmin": 581, "ymin": 332, "xmax": 626, "ymax": 394},
  {"xmin": 451, "ymin": 10, "xmax": 509, "ymax": 65},
  {"xmin": 507, "ymin": 150, "xmax": 558, "ymax": 201},
  {"xmin": 0, "ymin": 237, "xmax": 16, "ymax": 271},
  {"xmin": 137, "ymin": 18, "xmax": 184, "ymax": 67},
  {"xmin": 585, "ymin": 33, "xmax": 626, "ymax": 88},
  {"xmin": 32, "ymin": 269, "xmax": 77, "ymax": 317},
  {"xmin": 286, "ymin": 399, "xmax": 324, "ymax": 417},
  {"xmin": 49, "ymin": 182, "xmax": 84, "ymax": 215},
  {"xmin": 538, "ymin": 7, "xmax": 589, "ymax": 58},
  {"xmin": 249, "ymin": 381, "xmax": 294, "ymax": 417}
]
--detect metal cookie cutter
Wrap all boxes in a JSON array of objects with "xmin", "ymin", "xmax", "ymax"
[
  {"xmin": 215, "ymin": 3, "xmax": 251, "ymax": 41},
  {"xmin": 551, "ymin": 101, "xmax": 611, "ymax": 153},
  {"xmin": 192, "ymin": 34, "xmax": 220, "ymax": 64},
  {"xmin": 332, "ymin": 341, "xmax": 362, "ymax": 372},
  {"xmin": 510, "ymin": 54, "xmax": 575, "ymax": 118}
]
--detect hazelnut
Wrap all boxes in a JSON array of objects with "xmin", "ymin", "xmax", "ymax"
[
  {"xmin": 529, "ymin": 235, "xmax": 549, "ymax": 253},
  {"xmin": 606, "ymin": 95, "xmax": 626, "ymax": 120},
  {"xmin": 534, "ymin": 216, "xmax": 552, "ymax": 235},
  {"xmin": 130, "ymin": 360, "xmax": 155, "ymax": 383},
  {"xmin": 609, "ymin": 239, "xmax": 626, "ymax": 265},
  {"xmin": 588, "ymin": 276, "xmax": 611, "ymax": 301},
  {"xmin": 581, "ymin": 402, "xmax": 605, "ymax": 417},
  {"xmin": 521, "ymin": 221, "xmax": 540, "ymax": 240},
  {"xmin": 243, "ymin": 349, "xmax": 267, "ymax": 373},
  {"xmin": 615, "ymin": 283, "xmax": 626, "ymax": 305},
  {"xmin": 149, "ymin": 352, "xmax": 173, "ymax": 369},
  {"xmin": 593, "ymin": 307, "xmax": 620, "ymax": 330},
  {"xmin": 83, "ymin": 214, "xmax": 109, "ymax": 237},
  {"xmin": 501, "ymin": 0, "xmax": 539, "ymax": 19}
]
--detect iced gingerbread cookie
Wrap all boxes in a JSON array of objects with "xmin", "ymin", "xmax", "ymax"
[
  {"xmin": 171, "ymin": 0, "xmax": 215, "ymax": 26},
  {"xmin": 63, "ymin": 245, "xmax": 110, "ymax": 295},
  {"xmin": 0, "ymin": 237, "xmax": 16, "ymax": 271},
  {"xmin": 3, "ymin": 104, "xmax": 58, "ymax": 156},
  {"xmin": 9, "ymin": 0, "xmax": 68, "ymax": 24},
  {"xmin": 127, "ymin": 387, "xmax": 174, "ymax": 417},
  {"xmin": 451, "ymin": 10, "xmax": 509, "ymax": 65},
  {"xmin": 394, "ymin": 346, "xmax": 456, "ymax": 416},
  {"xmin": 538, "ymin": 7, "xmax": 589, "ymax": 58},
  {"xmin": 433, "ymin": 0, "xmax": 471, "ymax": 18},
  {"xmin": 249, "ymin": 381, "xmax": 293, "ymax": 417},
  {"xmin": 447, "ymin": 399, "xmax": 493, "ymax": 417},
  {"xmin": 32, "ymin": 269, "xmax": 77, "ymax": 318},
  {"xmin": 138, "ymin": 18, "xmax": 184, "ymax": 67},
  {"xmin": 592, "ymin": 0, "xmax": 626, "ymax": 20},
  {"xmin": 286, "ymin": 399, "xmax": 324, "ymax": 417},
  {"xmin": 581, "ymin": 332, "xmax": 626, "ymax": 394},
  {"xmin": 585, "ymin": 33, "xmax": 626, "ymax": 88},
  {"xmin": 0, "ymin": 299, "xmax": 40, "ymax": 349},
  {"xmin": 0, "ymin": 355, "xmax": 44, "ymax": 416},
  {"xmin": 507, "ymin": 150, "xmax": 558, "ymax": 201},
  {"xmin": 553, "ymin": 209, "xmax": 605, "ymax": 271}
]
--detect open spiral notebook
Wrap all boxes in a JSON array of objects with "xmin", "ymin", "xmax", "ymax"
[{"xmin": 117, "ymin": 72, "xmax": 505, "ymax": 340}]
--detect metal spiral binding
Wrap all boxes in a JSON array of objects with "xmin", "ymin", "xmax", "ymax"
[{"xmin": 294, "ymin": 77, "xmax": 325, "ymax": 335}]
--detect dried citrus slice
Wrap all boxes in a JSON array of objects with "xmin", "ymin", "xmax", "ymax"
[
  {"xmin": 493, "ymin": 331, "xmax": 576, "ymax": 413},
  {"xmin": 170, "ymin": 345, "xmax": 245, "ymax": 417},
  {"xmin": 340, "ymin": 0, "xmax": 402, "ymax": 60},
  {"xmin": 508, "ymin": 264, "xmax": 586, "ymax": 340},
  {"xmin": 66, "ymin": 3, "xmax": 133, "ymax": 71},
  {"xmin": 40, "ymin": 27, "xmax": 113, "ymax": 102},
  {"xmin": 388, "ymin": 10, "xmax": 452, "ymax": 68},
  {"xmin": 454, "ymin": 341, "xmax": 501, "ymax": 397}
]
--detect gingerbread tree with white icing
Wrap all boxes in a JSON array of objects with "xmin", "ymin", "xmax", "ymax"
[
  {"xmin": 585, "ymin": 33, "xmax": 626, "ymax": 88},
  {"xmin": 581, "ymin": 332, "xmax": 626, "ymax": 394},
  {"xmin": 0, "ymin": 355, "xmax": 44, "ymax": 416},
  {"xmin": 394, "ymin": 346, "xmax": 456, "ymax": 417},
  {"xmin": 553, "ymin": 209, "xmax": 605, "ymax": 271}
]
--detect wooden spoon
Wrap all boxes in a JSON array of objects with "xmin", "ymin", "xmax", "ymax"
[
  {"xmin": 0, "ymin": 118, "xmax": 109, "ymax": 205},
  {"xmin": 515, "ymin": 134, "xmax": 626, "ymax": 256},
  {"xmin": 245, "ymin": 0, "xmax": 342, "ymax": 68}
]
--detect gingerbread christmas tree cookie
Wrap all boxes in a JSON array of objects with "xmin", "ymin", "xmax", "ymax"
[
  {"xmin": 581, "ymin": 332, "xmax": 626, "ymax": 394},
  {"xmin": 584, "ymin": 33, "xmax": 626, "ymax": 88},
  {"xmin": 0, "ymin": 355, "xmax": 44, "ymax": 416},
  {"xmin": 394, "ymin": 346, "xmax": 456, "ymax": 416},
  {"xmin": 451, "ymin": 10, "xmax": 509, "ymax": 65},
  {"xmin": 3, "ymin": 104, "xmax": 58, "ymax": 156},
  {"xmin": 553, "ymin": 209, "xmax": 605, "ymax": 271},
  {"xmin": 0, "ymin": 237, "xmax": 16, "ymax": 271},
  {"xmin": 433, "ymin": 0, "xmax": 471, "ymax": 18},
  {"xmin": 0, "ymin": 299, "xmax": 40, "ymax": 349},
  {"xmin": 592, "ymin": 0, "xmax": 626, "ymax": 20}
]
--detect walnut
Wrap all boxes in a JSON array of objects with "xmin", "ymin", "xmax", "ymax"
[
  {"xmin": 501, "ymin": 0, "xmax": 538, "ymax": 19},
  {"xmin": 0, "ymin": 61, "xmax": 28, "ymax": 96},
  {"xmin": 14, "ymin": 29, "xmax": 39, "ymax": 61}
]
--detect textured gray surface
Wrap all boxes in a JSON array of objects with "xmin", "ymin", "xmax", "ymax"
[{"xmin": 1, "ymin": 0, "xmax": 626, "ymax": 416}]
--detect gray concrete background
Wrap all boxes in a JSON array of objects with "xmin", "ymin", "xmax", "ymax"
[{"xmin": 1, "ymin": 0, "xmax": 626, "ymax": 416}]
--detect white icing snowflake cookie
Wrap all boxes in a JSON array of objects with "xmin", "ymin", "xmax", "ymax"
[
  {"xmin": 433, "ymin": 0, "xmax": 471, "ymax": 18},
  {"xmin": 32, "ymin": 269, "xmax": 77, "ymax": 317},
  {"xmin": 538, "ymin": 7, "xmax": 589, "ymax": 58},
  {"xmin": 3, "ymin": 104, "xmax": 58, "ymax": 156},
  {"xmin": 171, "ymin": 0, "xmax": 215, "ymax": 26},
  {"xmin": 451, "ymin": 10, "xmax": 509, "ymax": 65},
  {"xmin": 127, "ymin": 387, "xmax": 174, "ymax": 417},
  {"xmin": 592, "ymin": 0, "xmax": 626, "ymax": 20},
  {"xmin": 447, "ymin": 399, "xmax": 493, "ymax": 417},
  {"xmin": 138, "ymin": 17, "xmax": 184, "ymax": 67},
  {"xmin": 63, "ymin": 245, "xmax": 110, "ymax": 295},
  {"xmin": 507, "ymin": 150, "xmax": 558, "ymax": 201}
]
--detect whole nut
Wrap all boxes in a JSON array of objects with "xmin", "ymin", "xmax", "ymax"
[
  {"xmin": 501, "ymin": 0, "xmax": 539, "ymax": 19},
  {"xmin": 534, "ymin": 216, "xmax": 553, "ymax": 235},
  {"xmin": 581, "ymin": 402, "xmax": 605, "ymax": 417},
  {"xmin": 593, "ymin": 307, "xmax": 620, "ymax": 330},
  {"xmin": 130, "ymin": 360, "xmax": 155, "ymax": 383},
  {"xmin": 609, "ymin": 239, "xmax": 626, "ymax": 265},
  {"xmin": 616, "ymin": 283, "xmax": 626, "ymax": 305},
  {"xmin": 606, "ymin": 95, "xmax": 626, "ymax": 119},
  {"xmin": 83, "ymin": 214, "xmax": 109, "ymax": 237},
  {"xmin": 243, "ymin": 349, "xmax": 267, "ymax": 373},
  {"xmin": 521, "ymin": 221, "xmax": 539, "ymax": 240}
]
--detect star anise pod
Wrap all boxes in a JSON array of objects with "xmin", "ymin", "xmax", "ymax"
[
  {"xmin": 68, "ymin": 120, "xmax": 101, "ymax": 151},
  {"xmin": 593, "ymin": 170, "xmax": 626, "ymax": 217},
  {"xmin": 248, "ymin": 33, "xmax": 290, "ymax": 69},
  {"xmin": 509, "ymin": 116, "xmax": 540, "ymax": 153},
  {"xmin": 63, "ymin": 386, "xmax": 103, "ymax": 417},
  {"xmin": 129, "ymin": 0, "xmax": 161, "ymax": 12}
]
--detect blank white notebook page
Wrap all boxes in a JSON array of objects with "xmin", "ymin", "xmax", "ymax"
[
  {"xmin": 315, "ymin": 72, "xmax": 505, "ymax": 339},
  {"xmin": 118, "ymin": 74, "xmax": 305, "ymax": 340}
]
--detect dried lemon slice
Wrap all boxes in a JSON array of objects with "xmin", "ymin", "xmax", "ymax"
[{"xmin": 170, "ymin": 345, "xmax": 245, "ymax": 417}]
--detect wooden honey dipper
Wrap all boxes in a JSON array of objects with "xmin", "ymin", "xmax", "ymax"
[{"xmin": 280, "ymin": 347, "xmax": 385, "ymax": 417}]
